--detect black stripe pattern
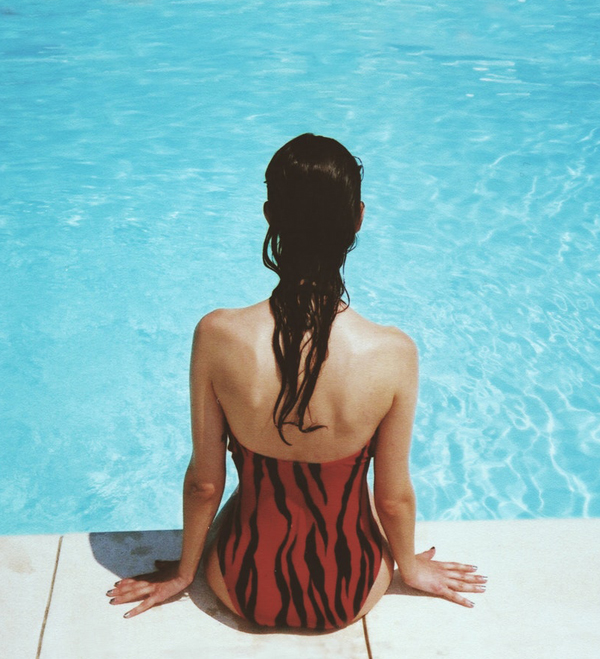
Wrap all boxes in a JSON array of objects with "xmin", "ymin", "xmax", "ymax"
[{"xmin": 217, "ymin": 434, "xmax": 383, "ymax": 629}]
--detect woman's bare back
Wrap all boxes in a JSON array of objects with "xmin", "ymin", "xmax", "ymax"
[{"xmin": 203, "ymin": 299, "xmax": 415, "ymax": 462}]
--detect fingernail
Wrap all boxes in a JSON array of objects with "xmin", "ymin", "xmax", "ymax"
[
  {"xmin": 109, "ymin": 598, "xmax": 116, "ymax": 605},
  {"xmin": 470, "ymin": 565, "xmax": 478, "ymax": 570},
  {"xmin": 106, "ymin": 590, "xmax": 114, "ymax": 596},
  {"xmin": 467, "ymin": 600, "xmax": 475, "ymax": 608},
  {"xmin": 123, "ymin": 612, "xmax": 131, "ymax": 619},
  {"xmin": 476, "ymin": 585, "xmax": 486, "ymax": 592},
  {"xmin": 480, "ymin": 575, "xmax": 488, "ymax": 580},
  {"xmin": 114, "ymin": 581, "xmax": 121, "ymax": 586}
]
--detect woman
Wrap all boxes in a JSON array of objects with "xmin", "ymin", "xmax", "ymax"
[{"xmin": 107, "ymin": 134, "xmax": 486, "ymax": 628}]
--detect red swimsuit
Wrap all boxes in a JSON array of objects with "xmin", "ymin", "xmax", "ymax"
[{"xmin": 216, "ymin": 433, "xmax": 384, "ymax": 629}]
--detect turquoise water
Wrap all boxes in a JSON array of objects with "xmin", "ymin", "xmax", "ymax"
[{"xmin": 1, "ymin": 0, "xmax": 599, "ymax": 535}]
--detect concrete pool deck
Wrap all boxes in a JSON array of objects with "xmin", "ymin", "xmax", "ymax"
[{"xmin": 2, "ymin": 518, "xmax": 599, "ymax": 658}]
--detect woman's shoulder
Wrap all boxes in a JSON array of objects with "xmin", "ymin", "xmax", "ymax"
[
  {"xmin": 342, "ymin": 307, "xmax": 417, "ymax": 357},
  {"xmin": 194, "ymin": 301, "xmax": 271, "ymax": 342}
]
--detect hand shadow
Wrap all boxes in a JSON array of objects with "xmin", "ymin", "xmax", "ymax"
[{"xmin": 89, "ymin": 529, "xmax": 256, "ymax": 632}]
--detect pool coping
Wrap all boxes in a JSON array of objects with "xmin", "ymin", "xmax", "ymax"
[{"xmin": 2, "ymin": 518, "xmax": 599, "ymax": 658}]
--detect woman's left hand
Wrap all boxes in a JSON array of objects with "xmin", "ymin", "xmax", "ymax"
[
  {"xmin": 106, "ymin": 560, "xmax": 192, "ymax": 618},
  {"xmin": 402, "ymin": 547, "xmax": 487, "ymax": 608}
]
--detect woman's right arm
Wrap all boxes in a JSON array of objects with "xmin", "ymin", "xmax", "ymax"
[
  {"xmin": 107, "ymin": 314, "xmax": 228, "ymax": 617},
  {"xmin": 373, "ymin": 332, "xmax": 485, "ymax": 608},
  {"xmin": 177, "ymin": 313, "xmax": 227, "ymax": 584}
]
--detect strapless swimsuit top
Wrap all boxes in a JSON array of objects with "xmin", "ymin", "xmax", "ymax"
[{"xmin": 216, "ymin": 432, "xmax": 383, "ymax": 629}]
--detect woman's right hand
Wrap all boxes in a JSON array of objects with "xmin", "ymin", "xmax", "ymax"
[
  {"xmin": 402, "ymin": 547, "xmax": 487, "ymax": 607},
  {"xmin": 106, "ymin": 560, "xmax": 192, "ymax": 619}
]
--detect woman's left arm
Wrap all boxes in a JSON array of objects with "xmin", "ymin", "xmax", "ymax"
[{"xmin": 107, "ymin": 314, "xmax": 227, "ymax": 618}]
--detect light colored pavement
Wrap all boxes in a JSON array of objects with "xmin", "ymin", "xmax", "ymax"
[
  {"xmin": 0, "ymin": 534, "xmax": 61, "ymax": 658},
  {"xmin": 2, "ymin": 518, "xmax": 599, "ymax": 658},
  {"xmin": 366, "ymin": 518, "xmax": 600, "ymax": 659}
]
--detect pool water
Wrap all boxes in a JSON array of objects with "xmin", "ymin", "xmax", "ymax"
[{"xmin": 1, "ymin": 0, "xmax": 599, "ymax": 535}]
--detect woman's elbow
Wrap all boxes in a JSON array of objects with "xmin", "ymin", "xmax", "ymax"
[
  {"xmin": 374, "ymin": 488, "xmax": 416, "ymax": 519},
  {"xmin": 183, "ymin": 474, "xmax": 224, "ymax": 501}
]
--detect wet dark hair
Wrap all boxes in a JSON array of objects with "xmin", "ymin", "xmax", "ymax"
[{"xmin": 263, "ymin": 133, "xmax": 363, "ymax": 444}]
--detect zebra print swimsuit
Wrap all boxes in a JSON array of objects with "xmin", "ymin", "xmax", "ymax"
[{"xmin": 216, "ymin": 432, "xmax": 384, "ymax": 629}]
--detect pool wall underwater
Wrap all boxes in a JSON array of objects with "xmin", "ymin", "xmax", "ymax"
[{"xmin": 1, "ymin": 0, "xmax": 599, "ymax": 535}]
